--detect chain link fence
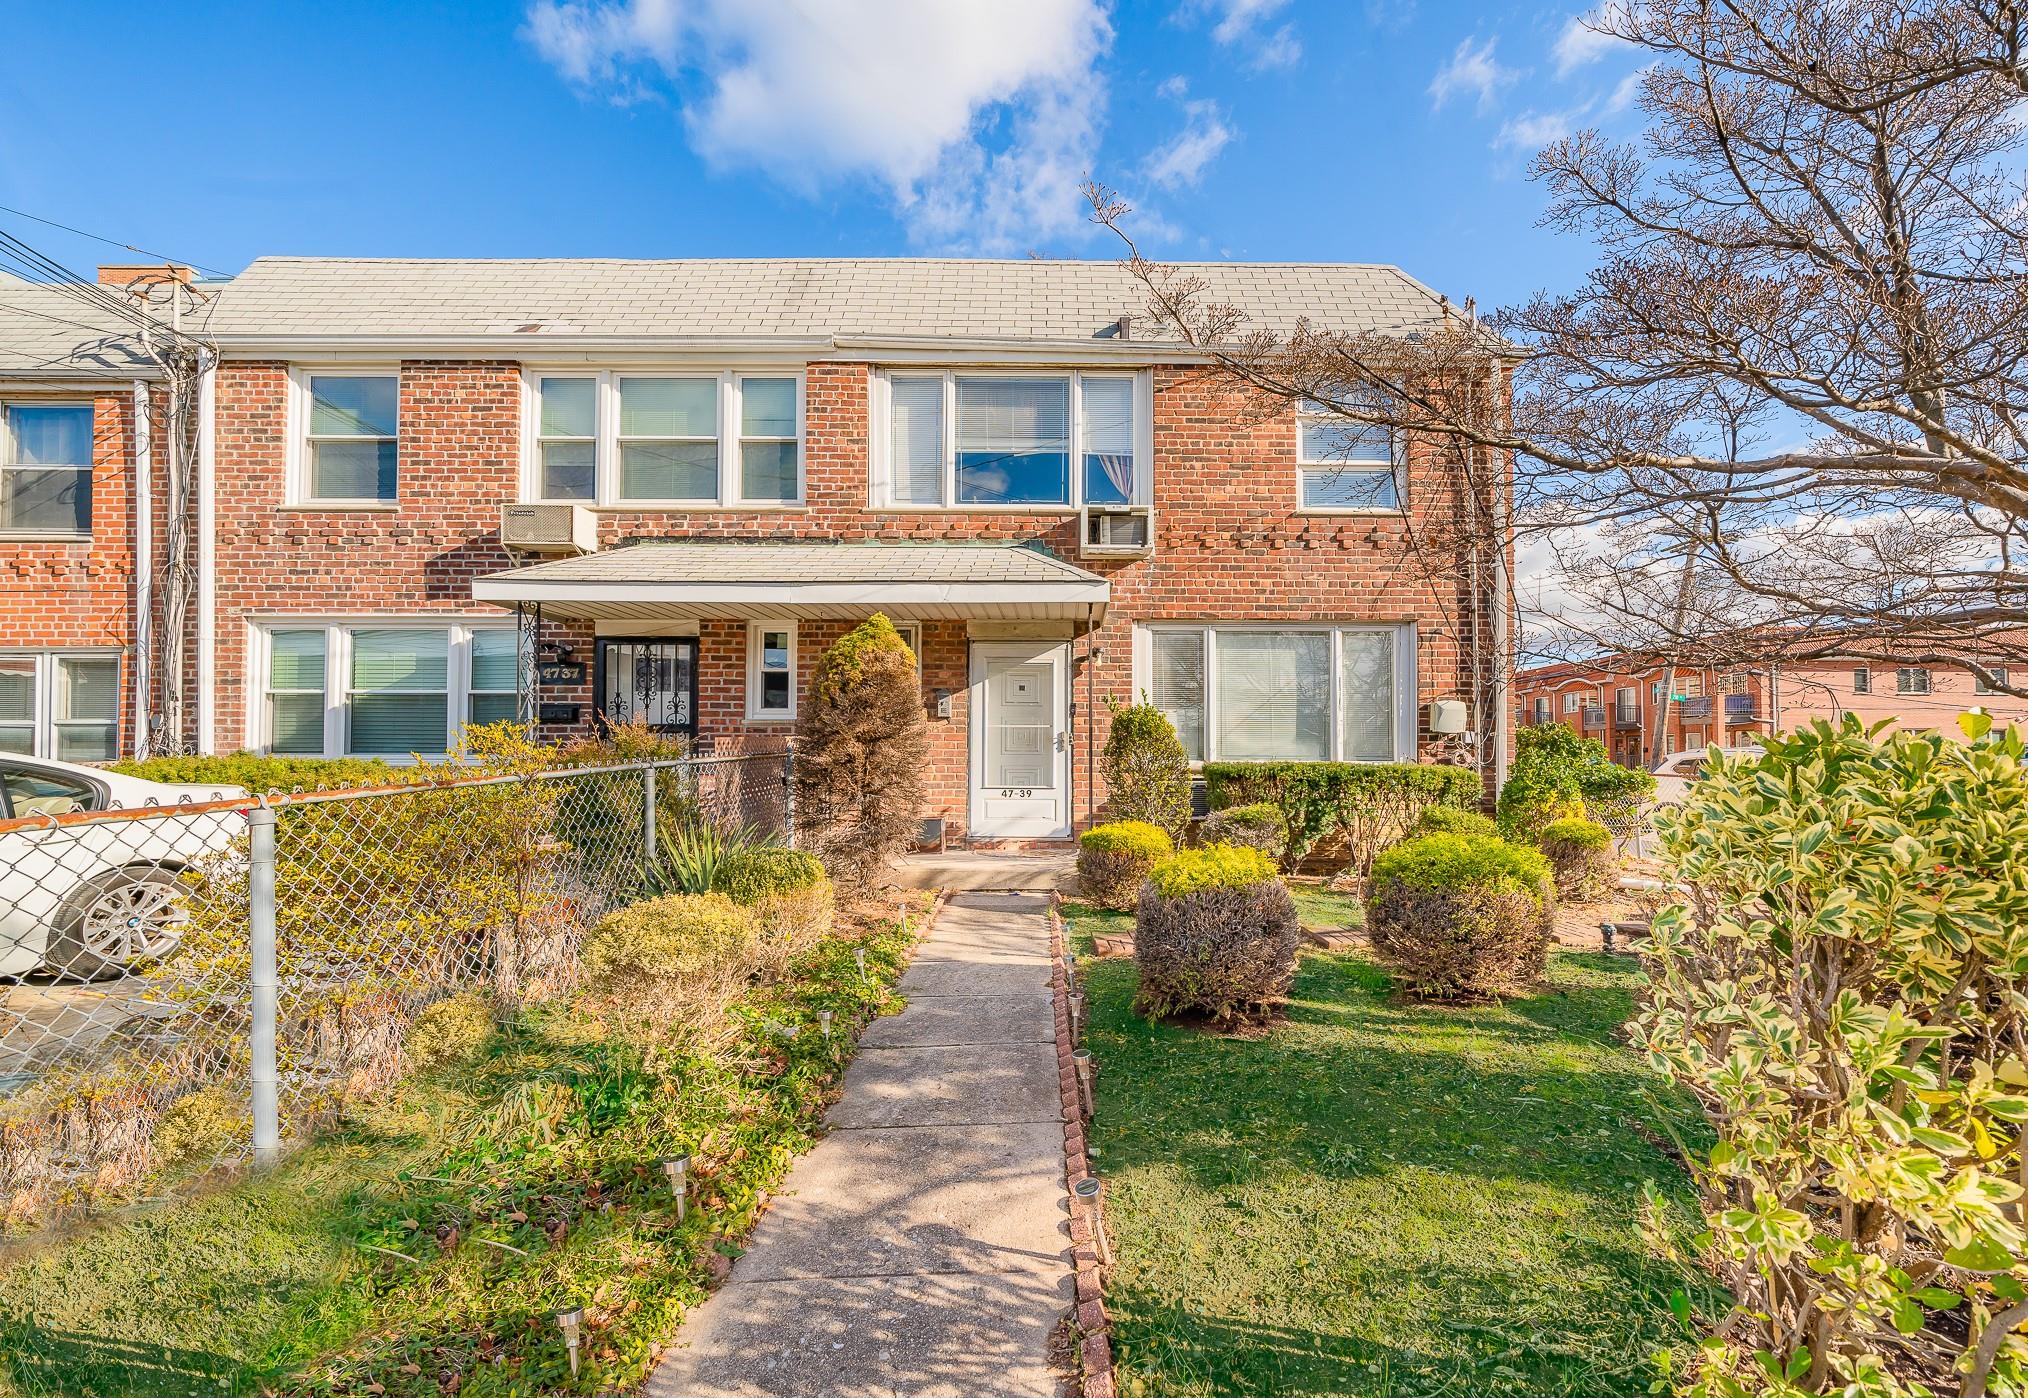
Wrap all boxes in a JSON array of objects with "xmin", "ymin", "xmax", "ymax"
[{"xmin": 0, "ymin": 749, "xmax": 790, "ymax": 1239}]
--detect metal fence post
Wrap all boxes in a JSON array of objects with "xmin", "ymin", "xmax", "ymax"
[
  {"xmin": 247, "ymin": 803, "xmax": 280, "ymax": 1165},
  {"xmin": 643, "ymin": 764, "xmax": 658, "ymax": 869},
  {"xmin": 782, "ymin": 743, "xmax": 796, "ymax": 848}
]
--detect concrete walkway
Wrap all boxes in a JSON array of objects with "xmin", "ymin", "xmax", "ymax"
[{"xmin": 648, "ymin": 892, "xmax": 1072, "ymax": 1397}]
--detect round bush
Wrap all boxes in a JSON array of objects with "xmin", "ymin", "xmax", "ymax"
[
  {"xmin": 1365, "ymin": 834, "xmax": 1553, "ymax": 999},
  {"xmin": 1537, "ymin": 818, "xmax": 1616, "ymax": 902},
  {"xmin": 584, "ymin": 893, "xmax": 762, "ymax": 1010},
  {"xmin": 1134, "ymin": 849, "xmax": 1298, "ymax": 1026},
  {"xmin": 1200, "ymin": 802, "xmax": 1284, "ymax": 859},
  {"xmin": 714, "ymin": 847, "xmax": 835, "ymax": 955},
  {"xmin": 150, "ymin": 1085, "xmax": 241, "ymax": 1173},
  {"xmin": 405, "ymin": 991, "xmax": 495, "ymax": 1071},
  {"xmin": 1413, "ymin": 805, "xmax": 1497, "ymax": 839},
  {"xmin": 1077, "ymin": 821, "xmax": 1175, "ymax": 911}
]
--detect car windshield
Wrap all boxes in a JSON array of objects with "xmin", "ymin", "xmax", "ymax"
[
  {"xmin": 2, "ymin": 764, "xmax": 100, "ymax": 817},
  {"xmin": 1669, "ymin": 758, "xmax": 1704, "ymax": 777}
]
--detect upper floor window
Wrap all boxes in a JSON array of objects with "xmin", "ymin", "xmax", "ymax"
[
  {"xmin": 1, "ymin": 402, "xmax": 93, "ymax": 535},
  {"xmin": 1852, "ymin": 666, "xmax": 1871, "ymax": 694},
  {"xmin": 1975, "ymin": 666, "xmax": 2009, "ymax": 695},
  {"xmin": 1614, "ymin": 686, "xmax": 1638, "ymax": 721},
  {"xmin": 296, "ymin": 373, "xmax": 398, "ymax": 504},
  {"xmin": 1532, "ymin": 697, "xmax": 1551, "ymax": 724},
  {"xmin": 527, "ymin": 371, "xmax": 801, "ymax": 508},
  {"xmin": 1562, "ymin": 691, "xmax": 1584, "ymax": 713},
  {"xmin": 875, "ymin": 370, "xmax": 1146, "ymax": 510},
  {"xmin": 1897, "ymin": 667, "xmax": 1932, "ymax": 695},
  {"xmin": 1297, "ymin": 398, "xmax": 1400, "ymax": 512}
]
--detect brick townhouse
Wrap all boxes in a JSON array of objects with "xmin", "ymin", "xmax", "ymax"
[
  {"xmin": 1517, "ymin": 640, "xmax": 2028, "ymax": 769},
  {"xmin": 3, "ymin": 256, "xmax": 1511, "ymax": 840}
]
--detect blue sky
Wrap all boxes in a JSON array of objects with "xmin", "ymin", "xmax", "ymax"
[{"xmin": 0, "ymin": 0, "xmax": 1648, "ymax": 311}]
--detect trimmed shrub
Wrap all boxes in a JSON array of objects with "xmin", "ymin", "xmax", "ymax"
[
  {"xmin": 110, "ymin": 753, "xmax": 403, "ymax": 793},
  {"xmin": 1496, "ymin": 724, "xmax": 1654, "ymax": 841},
  {"xmin": 404, "ymin": 992, "xmax": 496, "ymax": 1071},
  {"xmin": 794, "ymin": 614, "xmax": 929, "ymax": 887},
  {"xmin": 1413, "ymin": 805, "xmax": 1498, "ymax": 839},
  {"xmin": 1537, "ymin": 817, "xmax": 1615, "ymax": 902},
  {"xmin": 1199, "ymin": 801, "xmax": 1283, "ymax": 858},
  {"xmin": 1636, "ymin": 713, "xmax": 2028, "ymax": 1393},
  {"xmin": 1134, "ymin": 844, "xmax": 1299, "ymax": 1025},
  {"xmin": 714, "ymin": 846, "xmax": 835, "ymax": 954},
  {"xmin": 149, "ymin": 1086, "xmax": 240, "ymax": 1173},
  {"xmin": 1100, "ymin": 702, "xmax": 1191, "ymax": 839},
  {"xmin": 582, "ymin": 893, "xmax": 763, "ymax": 1040},
  {"xmin": 1365, "ymin": 834, "xmax": 1553, "ymax": 999},
  {"xmin": 1203, "ymin": 761, "xmax": 1480, "ymax": 871},
  {"xmin": 1077, "ymin": 821, "xmax": 1174, "ymax": 911}
]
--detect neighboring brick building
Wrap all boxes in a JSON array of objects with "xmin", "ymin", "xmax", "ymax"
[
  {"xmin": 1517, "ymin": 639, "xmax": 2028, "ymax": 769},
  {"xmin": 4, "ymin": 257, "xmax": 1513, "ymax": 840}
]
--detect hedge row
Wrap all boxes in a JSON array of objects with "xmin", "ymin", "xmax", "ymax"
[{"xmin": 1202, "ymin": 761, "xmax": 1482, "ymax": 870}]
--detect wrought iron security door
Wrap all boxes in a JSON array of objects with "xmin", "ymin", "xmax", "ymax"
[{"xmin": 595, "ymin": 639, "xmax": 697, "ymax": 734}]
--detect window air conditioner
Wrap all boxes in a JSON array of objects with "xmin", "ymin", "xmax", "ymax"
[
  {"xmin": 500, "ymin": 503, "xmax": 598, "ymax": 556},
  {"xmin": 1080, "ymin": 504, "xmax": 1153, "ymax": 559}
]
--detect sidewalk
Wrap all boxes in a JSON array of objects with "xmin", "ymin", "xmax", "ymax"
[{"xmin": 647, "ymin": 892, "xmax": 1072, "ymax": 1397}]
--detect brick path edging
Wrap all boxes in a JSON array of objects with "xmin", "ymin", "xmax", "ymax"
[{"xmin": 1049, "ymin": 895, "xmax": 1116, "ymax": 1398}]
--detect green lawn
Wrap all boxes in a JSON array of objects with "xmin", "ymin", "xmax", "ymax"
[{"xmin": 1061, "ymin": 899, "xmax": 1711, "ymax": 1398}]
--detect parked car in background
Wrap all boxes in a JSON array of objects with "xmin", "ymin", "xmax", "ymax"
[
  {"xmin": 0, "ymin": 757, "xmax": 246, "ymax": 980},
  {"xmin": 1649, "ymin": 745, "xmax": 1764, "ymax": 805}
]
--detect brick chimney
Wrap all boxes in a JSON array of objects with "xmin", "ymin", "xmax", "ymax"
[{"xmin": 97, "ymin": 263, "xmax": 195, "ymax": 289}]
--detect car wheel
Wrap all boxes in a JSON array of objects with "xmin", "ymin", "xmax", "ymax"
[{"xmin": 45, "ymin": 867, "xmax": 188, "ymax": 981}]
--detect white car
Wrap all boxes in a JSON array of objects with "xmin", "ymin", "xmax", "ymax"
[
  {"xmin": 0, "ymin": 756, "xmax": 247, "ymax": 981},
  {"xmin": 1649, "ymin": 745, "xmax": 1764, "ymax": 805}
]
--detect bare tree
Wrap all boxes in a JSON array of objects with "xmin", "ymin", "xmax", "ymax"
[{"xmin": 1089, "ymin": 0, "xmax": 2028, "ymax": 692}]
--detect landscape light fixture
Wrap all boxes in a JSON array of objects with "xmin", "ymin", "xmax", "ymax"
[
  {"xmin": 661, "ymin": 1154, "xmax": 690, "ymax": 1221},
  {"xmin": 1074, "ymin": 1175, "xmax": 1113, "ymax": 1268},
  {"xmin": 1072, "ymin": 1048, "xmax": 1095, "ymax": 1119},
  {"xmin": 854, "ymin": 947, "xmax": 868, "ymax": 981},
  {"xmin": 555, "ymin": 1306, "xmax": 586, "ymax": 1375},
  {"xmin": 820, "ymin": 1009, "xmax": 834, "ymax": 1040}
]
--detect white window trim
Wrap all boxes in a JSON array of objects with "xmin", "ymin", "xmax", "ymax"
[
  {"xmin": 248, "ymin": 618, "xmax": 521, "ymax": 761},
  {"xmin": 1853, "ymin": 666, "xmax": 1871, "ymax": 694},
  {"xmin": 1562, "ymin": 691, "xmax": 1584, "ymax": 713},
  {"xmin": 285, "ymin": 367, "xmax": 401, "ymax": 509},
  {"xmin": 0, "ymin": 649, "xmax": 121, "ymax": 760},
  {"xmin": 521, "ymin": 369, "xmax": 805, "ymax": 510},
  {"xmin": 1131, "ymin": 621, "xmax": 1417, "ymax": 764},
  {"xmin": 1975, "ymin": 666, "xmax": 2008, "ymax": 696},
  {"xmin": 746, "ymin": 620, "xmax": 797, "ymax": 721},
  {"xmin": 1296, "ymin": 399, "xmax": 1405, "ymax": 516},
  {"xmin": 869, "ymin": 368, "xmax": 1153, "ymax": 512},
  {"xmin": 0, "ymin": 400, "xmax": 96, "ymax": 540},
  {"xmin": 1897, "ymin": 666, "xmax": 1932, "ymax": 695}
]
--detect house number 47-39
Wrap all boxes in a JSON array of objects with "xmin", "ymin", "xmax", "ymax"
[{"xmin": 999, "ymin": 788, "xmax": 1034, "ymax": 799}]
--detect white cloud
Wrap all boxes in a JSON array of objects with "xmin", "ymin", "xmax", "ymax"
[
  {"xmin": 1604, "ymin": 65, "xmax": 1647, "ymax": 114},
  {"xmin": 1496, "ymin": 107, "xmax": 1582, "ymax": 150},
  {"xmin": 521, "ymin": 0, "xmax": 1113, "ymax": 252},
  {"xmin": 1551, "ymin": 13, "xmax": 1626, "ymax": 76},
  {"xmin": 1142, "ymin": 78, "xmax": 1235, "ymax": 189},
  {"xmin": 1429, "ymin": 35, "xmax": 1520, "ymax": 113},
  {"xmin": 1187, "ymin": 0, "xmax": 1303, "ymax": 71}
]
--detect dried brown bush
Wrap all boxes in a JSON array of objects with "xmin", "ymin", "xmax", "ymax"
[{"xmin": 1133, "ymin": 860, "xmax": 1300, "ymax": 1027}]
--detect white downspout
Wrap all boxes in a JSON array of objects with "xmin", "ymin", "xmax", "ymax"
[
  {"xmin": 196, "ymin": 364, "xmax": 217, "ymax": 755},
  {"xmin": 132, "ymin": 379, "xmax": 152, "ymax": 759},
  {"xmin": 1490, "ymin": 366, "xmax": 1512, "ymax": 788}
]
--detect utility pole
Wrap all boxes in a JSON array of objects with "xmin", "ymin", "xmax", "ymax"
[{"xmin": 1649, "ymin": 546, "xmax": 1698, "ymax": 768}]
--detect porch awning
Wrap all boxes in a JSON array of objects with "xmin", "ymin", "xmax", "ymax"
[{"xmin": 471, "ymin": 540, "xmax": 1110, "ymax": 623}]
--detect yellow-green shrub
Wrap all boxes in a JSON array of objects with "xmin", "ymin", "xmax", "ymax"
[
  {"xmin": 1537, "ymin": 817, "xmax": 1616, "ymax": 901},
  {"xmin": 1077, "ymin": 821, "xmax": 1174, "ymax": 910},
  {"xmin": 1134, "ymin": 844, "xmax": 1297, "ymax": 1025},
  {"xmin": 1145, "ymin": 843, "xmax": 1279, "ymax": 898},
  {"xmin": 149, "ymin": 1085, "xmax": 241, "ymax": 1173},
  {"xmin": 1365, "ymin": 834, "xmax": 1553, "ymax": 998},
  {"xmin": 404, "ymin": 992, "xmax": 496, "ymax": 1072},
  {"xmin": 582, "ymin": 893, "xmax": 763, "ymax": 1046},
  {"xmin": 714, "ymin": 848, "xmax": 834, "ymax": 957}
]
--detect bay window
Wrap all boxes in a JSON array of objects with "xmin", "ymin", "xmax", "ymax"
[
  {"xmin": 1297, "ymin": 398, "xmax": 1400, "ymax": 511},
  {"xmin": 1, "ymin": 402, "xmax": 94, "ymax": 535},
  {"xmin": 1139, "ymin": 624, "xmax": 1410, "ymax": 763},
  {"xmin": 0, "ymin": 651, "xmax": 120, "ymax": 760},
  {"xmin": 877, "ymin": 371, "xmax": 1148, "ymax": 509},
  {"xmin": 525, "ymin": 371, "xmax": 802, "ymax": 507},
  {"xmin": 257, "ymin": 623, "xmax": 524, "ymax": 759}
]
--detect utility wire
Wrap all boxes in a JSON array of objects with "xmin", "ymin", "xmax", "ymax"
[{"xmin": 0, "ymin": 201, "xmax": 233, "ymax": 279}]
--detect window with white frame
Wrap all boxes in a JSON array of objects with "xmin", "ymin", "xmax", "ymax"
[
  {"xmin": 1615, "ymin": 686, "xmax": 1638, "ymax": 721},
  {"xmin": 889, "ymin": 620, "xmax": 923, "ymax": 669},
  {"xmin": 258, "ymin": 622, "xmax": 523, "ymax": 758},
  {"xmin": 1, "ymin": 402, "xmax": 93, "ymax": 534},
  {"xmin": 1140, "ymin": 624, "xmax": 1409, "ymax": 764},
  {"xmin": 1897, "ymin": 666, "xmax": 1932, "ymax": 695},
  {"xmin": 526, "ymin": 372, "xmax": 802, "ymax": 506},
  {"xmin": 0, "ymin": 651, "xmax": 119, "ymax": 760},
  {"xmin": 876, "ymin": 371, "xmax": 1146, "ymax": 509},
  {"xmin": 1297, "ymin": 397, "xmax": 1400, "ymax": 511},
  {"xmin": 297, "ymin": 373, "xmax": 398, "ymax": 504},
  {"xmin": 747, "ymin": 622, "xmax": 796, "ymax": 719},
  {"xmin": 1975, "ymin": 666, "xmax": 2010, "ymax": 695},
  {"xmin": 1562, "ymin": 691, "xmax": 1584, "ymax": 713},
  {"xmin": 1852, "ymin": 666, "xmax": 1871, "ymax": 694},
  {"xmin": 1532, "ymin": 697, "xmax": 1551, "ymax": 724}
]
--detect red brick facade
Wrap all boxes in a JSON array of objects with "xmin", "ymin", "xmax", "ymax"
[{"xmin": 8, "ymin": 350, "xmax": 1503, "ymax": 837}]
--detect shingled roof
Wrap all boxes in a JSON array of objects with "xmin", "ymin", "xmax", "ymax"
[
  {"xmin": 206, "ymin": 256, "xmax": 1456, "ymax": 347},
  {"xmin": 0, "ymin": 273, "xmax": 160, "ymax": 379}
]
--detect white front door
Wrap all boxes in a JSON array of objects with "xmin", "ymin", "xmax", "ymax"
[{"xmin": 969, "ymin": 640, "xmax": 1070, "ymax": 838}]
